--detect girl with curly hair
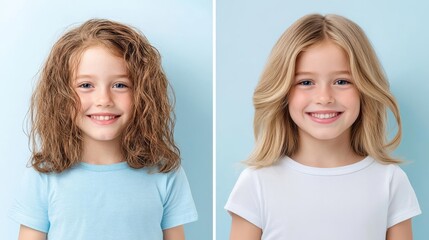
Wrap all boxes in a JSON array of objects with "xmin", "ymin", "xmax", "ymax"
[{"xmin": 10, "ymin": 19, "xmax": 197, "ymax": 240}]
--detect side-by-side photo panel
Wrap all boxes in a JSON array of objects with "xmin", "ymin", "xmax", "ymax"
[
  {"xmin": 217, "ymin": 0, "xmax": 428, "ymax": 239},
  {"xmin": 1, "ymin": 1, "xmax": 212, "ymax": 240}
]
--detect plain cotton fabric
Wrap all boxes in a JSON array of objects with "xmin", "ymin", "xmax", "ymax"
[
  {"xmin": 225, "ymin": 156, "xmax": 421, "ymax": 240},
  {"xmin": 9, "ymin": 162, "xmax": 198, "ymax": 240}
]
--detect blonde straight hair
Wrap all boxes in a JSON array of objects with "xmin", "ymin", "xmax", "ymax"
[{"xmin": 247, "ymin": 14, "xmax": 401, "ymax": 167}]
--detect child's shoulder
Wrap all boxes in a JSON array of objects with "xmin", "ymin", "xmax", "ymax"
[
  {"xmin": 365, "ymin": 157, "xmax": 413, "ymax": 184},
  {"xmin": 238, "ymin": 158, "xmax": 288, "ymax": 181},
  {"xmin": 369, "ymin": 157, "xmax": 407, "ymax": 174},
  {"xmin": 139, "ymin": 165, "xmax": 189, "ymax": 187},
  {"xmin": 22, "ymin": 166, "xmax": 49, "ymax": 181}
]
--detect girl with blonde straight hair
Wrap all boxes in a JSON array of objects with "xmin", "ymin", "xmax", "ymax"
[{"xmin": 226, "ymin": 14, "xmax": 420, "ymax": 240}]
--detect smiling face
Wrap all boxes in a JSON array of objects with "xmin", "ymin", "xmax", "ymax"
[
  {"xmin": 74, "ymin": 45, "xmax": 133, "ymax": 145},
  {"xmin": 288, "ymin": 40, "xmax": 360, "ymax": 143}
]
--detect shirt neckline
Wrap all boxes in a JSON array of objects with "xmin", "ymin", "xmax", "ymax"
[
  {"xmin": 283, "ymin": 156, "xmax": 375, "ymax": 176},
  {"xmin": 77, "ymin": 161, "xmax": 129, "ymax": 172}
]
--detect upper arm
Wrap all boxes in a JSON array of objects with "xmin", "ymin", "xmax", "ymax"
[
  {"xmin": 162, "ymin": 167, "xmax": 198, "ymax": 229},
  {"xmin": 18, "ymin": 225, "xmax": 46, "ymax": 240},
  {"xmin": 387, "ymin": 166, "xmax": 421, "ymax": 228},
  {"xmin": 230, "ymin": 212, "xmax": 262, "ymax": 240},
  {"xmin": 386, "ymin": 219, "xmax": 412, "ymax": 240},
  {"xmin": 10, "ymin": 168, "xmax": 50, "ymax": 233},
  {"xmin": 163, "ymin": 225, "xmax": 185, "ymax": 240}
]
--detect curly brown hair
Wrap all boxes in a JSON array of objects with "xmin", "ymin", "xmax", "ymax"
[{"xmin": 30, "ymin": 19, "xmax": 180, "ymax": 173}]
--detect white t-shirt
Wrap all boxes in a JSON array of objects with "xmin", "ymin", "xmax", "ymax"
[{"xmin": 225, "ymin": 156, "xmax": 421, "ymax": 240}]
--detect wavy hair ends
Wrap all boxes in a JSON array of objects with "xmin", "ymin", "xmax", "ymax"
[
  {"xmin": 30, "ymin": 19, "xmax": 180, "ymax": 173},
  {"xmin": 247, "ymin": 14, "xmax": 401, "ymax": 168}
]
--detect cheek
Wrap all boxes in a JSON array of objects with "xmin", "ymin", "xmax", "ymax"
[
  {"xmin": 121, "ymin": 93, "xmax": 133, "ymax": 112},
  {"xmin": 343, "ymin": 90, "xmax": 361, "ymax": 118},
  {"xmin": 77, "ymin": 94, "xmax": 90, "ymax": 112},
  {"xmin": 287, "ymin": 92, "xmax": 305, "ymax": 126},
  {"xmin": 288, "ymin": 91, "xmax": 309, "ymax": 113},
  {"xmin": 353, "ymin": 99, "xmax": 361, "ymax": 119}
]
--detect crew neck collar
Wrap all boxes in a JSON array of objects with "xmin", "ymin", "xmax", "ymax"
[
  {"xmin": 78, "ymin": 161, "xmax": 129, "ymax": 172},
  {"xmin": 282, "ymin": 156, "xmax": 374, "ymax": 176}
]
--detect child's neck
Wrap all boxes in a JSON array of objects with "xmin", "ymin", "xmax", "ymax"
[
  {"xmin": 81, "ymin": 137, "xmax": 124, "ymax": 165},
  {"xmin": 291, "ymin": 130, "xmax": 363, "ymax": 168}
]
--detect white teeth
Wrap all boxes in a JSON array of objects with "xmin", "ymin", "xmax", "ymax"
[
  {"xmin": 91, "ymin": 115, "xmax": 116, "ymax": 121},
  {"xmin": 311, "ymin": 113, "xmax": 338, "ymax": 119}
]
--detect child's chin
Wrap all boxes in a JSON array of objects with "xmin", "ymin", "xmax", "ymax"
[
  {"xmin": 308, "ymin": 132, "xmax": 346, "ymax": 141},
  {"xmin": 82, "ymin": 133, "xmax": 121, "ymax": 142}
]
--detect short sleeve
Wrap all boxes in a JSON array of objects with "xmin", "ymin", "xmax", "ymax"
[
  {"xmin": 161, "ymin": 166, "xmax": 198, "ymax": 230},
  {"xmin": 225, "ymin": 168, "xmax": 263, "ymax": 229},
  {"xmin": 8, "ymin": 167, "xmax": 50, "ymax": 233},
  {"xmin": 387, "ymin": 166, "xmax": 421, "ymax": 228}
]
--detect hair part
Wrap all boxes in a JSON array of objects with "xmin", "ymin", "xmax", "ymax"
[
  {"xmin": 30, "ymin": 19, "xmax": 180, "ymax": 173},
  {"xmin": 247, "ymin": 14, "xmax": 401, "ymax": 167}
]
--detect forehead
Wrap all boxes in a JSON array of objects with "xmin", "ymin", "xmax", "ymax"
[
  {"xmin": 295, "ymin": 40, "xmax": 350, "ymax": 74},
  {"xmin": 75, "ymin": 45, "xmax": 128, "ymax": 76}
]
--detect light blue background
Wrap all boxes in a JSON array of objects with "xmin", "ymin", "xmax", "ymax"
[
  {"xmin": 217, "ymin": 0, "xmax": 429, "ymax": 239},
  {"xmin": 0, "ymin": 0, "xmax": 212, "ymax": 239}
]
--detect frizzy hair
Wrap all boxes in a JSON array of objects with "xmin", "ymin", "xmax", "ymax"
[
  {"xmin": 247, "ymin": 14, "xmax": 401, "ymax": 167},
  {"xmin": 30, "ymin": 19, "xmax": 180, "ymax": 173}
]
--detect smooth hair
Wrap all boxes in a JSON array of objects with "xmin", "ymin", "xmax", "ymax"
[
  {"xmin": 248, "ymin": 14, "xmax": 401, "ymax": 167},
  {"xmin": 30, "ymin": 19, "xmax": 180, "ymax": 173}
]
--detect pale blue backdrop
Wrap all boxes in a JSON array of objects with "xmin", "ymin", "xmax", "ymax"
[
  {"xmin": 217, "ymin": 0, "xmax": 428, "ymax": 239},
  {"xmin": 0, "ymin": 0, "xmax": 212, "ymax": 239}
]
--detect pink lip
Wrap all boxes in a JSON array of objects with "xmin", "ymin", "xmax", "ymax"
[
  {"xmin": 88, "ymin": 112, "xmax": 120, "ymax": 116},
  {"xmin": 306, "ymin": 111, "xmax": 342, "ymax": 124},
  {"xmin": 86, "ymin": 113, "xmax": 120, "ymax": 125}
]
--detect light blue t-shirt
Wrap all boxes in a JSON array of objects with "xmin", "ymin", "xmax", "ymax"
[{"xmin": 9, "ymin": 162, "xmax": 198, "ymax": 240}]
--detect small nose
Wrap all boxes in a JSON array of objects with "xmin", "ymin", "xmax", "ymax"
[
  {"xmin": 95, "ymin": 88, "xmax": 113, "ymax": 107},
  {"xmin": 316, "ymin": 86, "xmax": 334, "ymax": 105}
]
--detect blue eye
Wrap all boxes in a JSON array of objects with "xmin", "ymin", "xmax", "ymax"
[
  {"xmin": 78, "ymin": 83, "xmax": 93, "ymax": 88},
  {"xmin": 298, "ymin": 80, "xmax": 313, "ymax": 86},
  {"xmin": 335, "ymin": 79, "xmax": 351, "ymax": 85},
  {"xmin": 113, "ymin": 83, "xmax": 128, "ymax": 88}
]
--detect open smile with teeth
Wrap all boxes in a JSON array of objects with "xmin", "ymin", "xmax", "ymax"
[
  {"xmin": 309, "ymin": 112, "xmax": 340, "ymax": 119},
  {"xmin": 90, "ymin": 115, "xmax": 118, "ymax": 121}
]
